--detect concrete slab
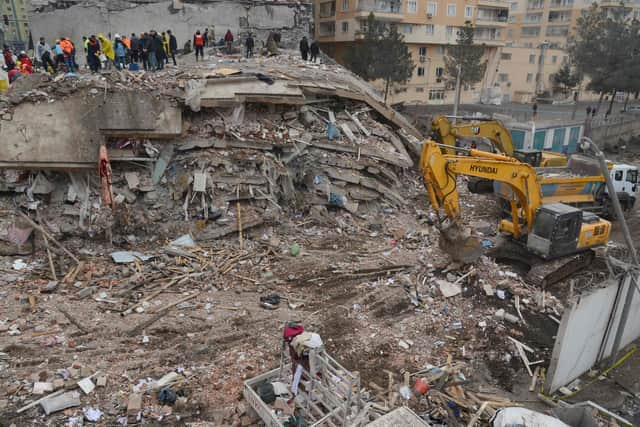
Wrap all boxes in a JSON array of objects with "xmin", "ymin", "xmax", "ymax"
[{"xmin": 0, "ymin": 90, "xmax": 181, "ymax": 169}]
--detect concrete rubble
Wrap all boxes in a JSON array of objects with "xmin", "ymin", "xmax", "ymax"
[{"xmin": 0, "ymin": 51, "xmax": 638, "ymax": 426}]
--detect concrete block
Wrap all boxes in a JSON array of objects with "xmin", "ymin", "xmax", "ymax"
[
  {"xmin": 127, "ymin": 392, "xmax": 142, "ymax": 416},
  {"xmin": 32, "ymin": 382, "xmax": 54, "ymax": 395}
]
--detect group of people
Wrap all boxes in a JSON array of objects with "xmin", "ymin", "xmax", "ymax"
[
  {"xmin": 82, "ymin": 31, "xmax": 179, "ymax": 72},
  {"xmin": 3, "ymin": 44, "xmax": 35, "ymax": 83},
  {"xmin": 299, "ymin": 36, "xmax": 320, "ymax": 63}
]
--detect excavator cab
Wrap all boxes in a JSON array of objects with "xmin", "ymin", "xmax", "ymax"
[
  {"xmin": 527, "ymin": 203, "xmax": 610, "ymax": 259},
  {"xmin": 513, "ymin": 150, "xmax": 543, "ymax": 167}
]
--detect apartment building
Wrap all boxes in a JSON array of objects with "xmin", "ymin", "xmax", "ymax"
[
  {"xmin": 315, "ymin": 0, "xmax": 510, "ymax": 104},
  {"xmin": 1, "ymin": 0, "xmax": 31, "ymax": 50},
  {"xmin": 314, "ymin": 0, "xmax": 613, "ymax": 104}
]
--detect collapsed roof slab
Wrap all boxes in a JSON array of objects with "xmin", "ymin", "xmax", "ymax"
[{"xmin": 0, "ymin": 91, "xmax": 182, "ymax": 169}]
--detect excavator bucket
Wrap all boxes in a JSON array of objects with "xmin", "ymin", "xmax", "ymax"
[{"xmin": 438, "ymin": 221, "xmax": 484, "ymax": 264}]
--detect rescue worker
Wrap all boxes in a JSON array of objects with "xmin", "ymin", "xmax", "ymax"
[
  {"xmin": 161, "ymin": 32, "xmax": 169, "ymax": 64},
  {"xmin": 193, "ymin": 30, "xmax": 205, "ymax": 61},
  {"xmin": 36, "ymin": 38, "xmax": 55, "ymax": 72},
  {"xmin": 60, "ymin": 37, "xmax": 75, "ymax": 72},
  {"xmin": 87, "ymin": 35, "xmax": 101, "ymax": 73},
  {"xmin": 97, "ymin": 34, "xmax": 114, "ymax": 69},
  {"xmin": 53, "ymin": 40, "xmax": 64, "ymax": 70},
  {"xmin": 2, "ymin": 44, "xmax": 15, "ymax": 71}
]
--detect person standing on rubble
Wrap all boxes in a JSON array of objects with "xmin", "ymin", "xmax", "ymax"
[
  {"xmin": 299, "ymin": 36, "xmax": 309, "ymax": 61},
  {"xmin": 309, "ymin": 40, "xmax": 319, "ymax": 63},
  {"xmin": 60, "ymin": 37, "xmax": 75, "ymax": 72},
  {"xmin": 114, "ymin": 35, "xmax": 126, "ymax": 70},
  {"xmin": 2, "ymin": 44, "xmax": 15, "ymax": 71},
  {"xmin": 148, "ymin": 31, "xmax": 163, "ymax": 71},
  {"xmin": 53, "ymin": 40, "xmax": 64, "ymax": 70},
  {"xmin": 245, "ymin": 33, "xmax": 254, "ymax": 58},
  {"xmin": 208, "ymin": 26, "xmax": 216, "ymax": 46},
  {"xmin": 36, "ymin": 38, "xmax": 55, "ymax": 72},
  {"xmin": 97, "ymin": 34, "xmax": 114, "ymax": 70},
  {"xmin": 204, "ymin": 28, "xmax": 209, "ymax": 47},
  {"xmin": 161, "ymin": 32, "xmax": 170, "ymax": 64},
  {"xmin": 224, "ymin": 29, "xmax": 234, "ymax": 54},
  {"xmin": 193, "ymin": 30, "xmax": 205, "ymax": 61},
  {"xmin": 140, "ymin": 32, "xmax": 150, "ymax": 70},
  {"xmin": 167, "ymin": 30, "xmax": 178, "ymax": 66},
  {"xmin": 86, "ymin": 35, "xmax": 101, "ymax": 73},
  {"xmin": 130, "ymin": 33, "xmax": 140, "ymax": 64}
]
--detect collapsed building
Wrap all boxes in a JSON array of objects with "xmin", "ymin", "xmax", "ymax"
[
  {"xmin": 28, "ymin": 0, "xmax": 312, "ymax": 58},
  {"xmin": 1, "ymin": 52, "xmax": 639, "ymax": 426}
]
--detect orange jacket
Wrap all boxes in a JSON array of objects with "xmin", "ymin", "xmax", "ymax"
[
  {"xmin": 121, "ymin": 37, "xmax": 131, "ymax": 49},
  {"xmin": 60, "ymin": 39, "xmax": 73, "ymax": 57}
]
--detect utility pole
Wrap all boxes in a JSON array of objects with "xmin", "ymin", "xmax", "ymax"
[{"xmin": 452, "ymin": 62, "xmax": 462, "ymax": 124}]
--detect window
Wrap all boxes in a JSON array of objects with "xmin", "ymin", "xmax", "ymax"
[
  {"xmin": 435, "ymin": 67, "xmax": 444, "ymax": 77},
  {"xmin": 429, "ymin": 89, "xmax": 445, "ymax": 100},
  {"xmin": 498, "ymin": 73, "xmax": 509, "ymax": 82},
  {"xmin": 427, "ymin": 2, "xmax": 437, "ymax": 16},
  {"xmin": 403, "ymin": 24, "xmax": 413, "ymax": 33},
  {"xmin": 341, "ymin": 21, "xmax": 349, "ymax": 32},
  {"xmin": 342, "ymin": 0, "xmax": 349, "ymax": 10},
  {"xmin": 419, "ymin": 46, "xmax": 427, "ymax": 56},
  {"xmin": 465, "ymin": 6, "xmax": 473, "ymax": 17},
  {"xmin": 626, "ymin": 170, "xmax": 637, "ymax": 183},
  {"xmin": 521, "ymin": 27, "xmax": 541, "ymax": 37},
  {"xmin": 425, "ymin": 24, "xmax": 435, "ymax": 35},
  {"xmin": 437, "ymin": 45, "xmax": 445, "ymax": 54},
  {"xmin": 507, "ymin": 29, "xmax": 514, "ymax": 37},
  {"xmin": 511, "ymin": 1, "xmax": 518, "ymax": 10},
  {"xmin": 446, "ymin": 26, "xmax": 456, "ymax": 38},
  {"xmin": 615, "ymin": 170, "xmax": 623, "ymax": 181},
  {"xmin": 552, "ymin": 55, "xmax": 557, "ymax": 64},
  {"xmin": 408, "ymin": 0, "xmax": 417, "ymax": 13},
  {"xmin": 529, "ymin": 54, "xmax": 536, "ymax": 64},
  {"xmin": 500, "ymin": 52, "xmax": 512, "ymax": 60},
  {"xmin": 447, "ymin": 4, "xmax": 457, "ymax": 16},
  {"xmin": 526, "ymin": 73, "xmax": 533, "ymax": 83},
  {"xmin": 416, "ymin": 87, "xmax": 425, "ymax": 92},
  {"xmin": 417, "ymin": 67, "xmax": 425, "ymax": 76}
]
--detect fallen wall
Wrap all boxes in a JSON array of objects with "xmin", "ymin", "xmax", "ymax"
[
  {"xmin": 29, "ymin": 0, "xmax": 312, "ymax": 61},
  {"xmin": 546, "ymin": 271, "xmax": 640, "ymax": 393}
]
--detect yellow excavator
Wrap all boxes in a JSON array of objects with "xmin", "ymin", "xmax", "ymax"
[
  {"xmin": 430, "ymin": 115, "xmax": 567, "ymax": 167},
  {"xmin": 420, "ymin": 139, "xmax": 611, "ymax": 286}
]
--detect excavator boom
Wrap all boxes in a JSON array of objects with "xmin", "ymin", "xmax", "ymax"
[{"xmin": 420, "ymin": 140, "xmax": 543, "ymax": 239}]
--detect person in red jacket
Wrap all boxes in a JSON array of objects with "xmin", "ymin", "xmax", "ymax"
[
  {"xmin": 193, "ymin": 30, "xmax": 205, "ymax": 61},
  {"xmin": 3, "ymin": 44, "xmax": 15, "ymax": 71},
  {"xmin": 224, "ymin": 29, "xmax": 234, "ymax": 54}
]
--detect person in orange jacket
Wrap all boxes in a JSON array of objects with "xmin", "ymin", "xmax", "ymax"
[{"xmin": 60, "ymin": 38, "xmax": 75, "ymax": 72}]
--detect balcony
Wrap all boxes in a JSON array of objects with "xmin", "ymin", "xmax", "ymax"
[
  {"xmin": 475, "ymin": 28, "xmax": 505, "ymax": 45},
  {"xmin": 476, "ymin": 10, "xmax": 509, "ymax": 26},
  {"xmin": 318, "ymin": 22, "xmax": 336, "ymax": 37},
  {"xmin": 319, "ymin": 0, "xmax": 336, "ymax": 18},
  {"xmin": 355, "ymin": 0, "xmax": 404, "ymax": 21},
  {"xmin": 527, "ymin": 1, "xmax": 545, "ymax": 10},
  {"xmin": 477, "ymin": 0, "xmax": 510, "ymax": 7},
  {"xmin": 549, "ymin": 0, "xmax": 573, "ymax": 8}
]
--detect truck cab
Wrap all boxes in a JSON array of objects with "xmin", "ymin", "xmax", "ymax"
[{"xmin": 607, "ymin": 164, "xmax": 638, "ymax": 210}]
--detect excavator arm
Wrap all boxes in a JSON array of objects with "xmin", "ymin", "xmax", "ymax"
[
  {"xmin": 431, "ymin": 116, "xmax": 514, "ymax": 156},
  {"xmin": 420, "ymin": 140, "xmax": 544, "ymax": 240}
]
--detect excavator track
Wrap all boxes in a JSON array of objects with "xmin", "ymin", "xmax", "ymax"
[
  {"xmin": 525, "ymin": 251, "xmax": 594, "ymax": 288},
  {"xmin": 487, "ymin": 239, "xmax": 595, "ymax": 288}
]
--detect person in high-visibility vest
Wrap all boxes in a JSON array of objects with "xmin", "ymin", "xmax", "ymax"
[{"xmin": 193, "ymin": 30, "xmax": 205, "ymax": 61}]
